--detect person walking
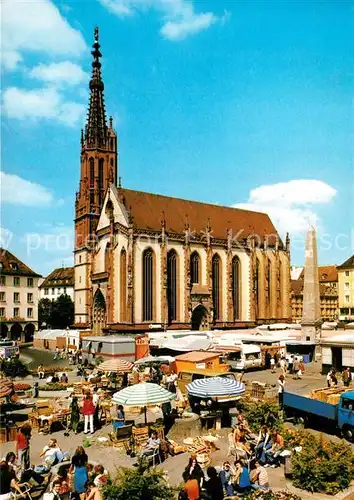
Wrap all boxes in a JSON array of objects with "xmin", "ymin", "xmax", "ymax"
[
  {"xmin": 342, "ymin": 367, "xmax": 352, "ymax": 387},
  {"xmin": 278, "ymin": 374, "xmax": 285, "ymax": 408},
  {"xmin": 82, "ymin": 394, "xmax": 95, "ymax": 434},
  {"xmin": 293, "ymin": 357, "xmax": 300, "ymax": 379},
  {"xmin": 92, "ymin": 388, "xmax": 100, "ymax": 429},
  {"xmin": 270, "ymin": 357, "xmax": 275, "ymax": 374},
  {"xmin": 70, "ymin": 396, "xmax": 80, "ymax": 434},
  {"xmin": 279, "ymin": 357, "xmax": 287, "ymax": 377},
  {"xmin": 37, "ymin": 365, "xmax": 45, "ymax": 379},
  {"xmin": 16, "ymin": 425, "xmax": 31, "ymax": 471}
]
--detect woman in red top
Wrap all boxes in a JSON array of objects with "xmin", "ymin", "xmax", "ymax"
[
  {"xmin": 16, "ymin": 424, "xmax": 31, "ymax": 471},
  {"xmin": 82, "ymin": 394, "xmax": 95, "ymax": 434}
]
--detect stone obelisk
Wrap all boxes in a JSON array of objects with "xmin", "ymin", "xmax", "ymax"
[{"xmin": 301, "ymin": 227, "xmax": 322, "ymax": 356}]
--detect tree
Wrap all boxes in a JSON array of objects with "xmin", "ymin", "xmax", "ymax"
[
  {"xmin": 51, "ymin": 295, "xmax": 74, "ymax": 329},
  {"xmin": 103, "ymin": 461, "xmax": 175, "ymax": 500},
  {"xmin": 38, "ymin": 295, "xmax": 74, "ymax": 329},
  {"xmin": 38, "ymin": 298, "xmax": 53, "ymax": 328}
]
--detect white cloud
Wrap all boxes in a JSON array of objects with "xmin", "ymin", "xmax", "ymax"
[
  {"xmin": 2, "ymin": 0, "xmax": 86, "ymax": 71},
  {"xmin": 2, "ymin": 87, "xmax": 85, "ymax": 126},
  {"xmin": 1, "ymin": 172, "xmax": 54, "ymax": 207},
  {"xmin": 29, "ymin": 62, "xmax": 88, "ymax": 86},
  {"xmin": 233, "ymin": 179, "xmax": 337, "ymax": 236},
  {"xmin": 99, "ymin": 0, "xmax": 226, "ymax": 40}
]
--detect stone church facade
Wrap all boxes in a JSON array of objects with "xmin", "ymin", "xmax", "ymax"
[{"xmin": 74, "ymin": 29, "xmax": 292, "ymax": 334}]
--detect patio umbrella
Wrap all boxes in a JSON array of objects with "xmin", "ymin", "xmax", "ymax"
[
  {"xmin": 98, "ymin": 358, "xmax": 133, "ymax": 373},
  {"xmin": 112, "ymin": 382, "xmax": 176, "ymax": 423},
  {"xmin": 186, "ymin": 376, "xmax": 245, "ymax": 400}
]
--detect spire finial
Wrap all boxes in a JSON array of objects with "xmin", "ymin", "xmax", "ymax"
[
  {"xmin": 109, "ymin": 116, "xmax": 113, "ymax": 128},
  {"xmin": 85, "ymin": 26, "xmax": 107, "ymax": 147},
  {"xmin": 118, "ymin": 176, "xmax": 122, "ymax": 188}
]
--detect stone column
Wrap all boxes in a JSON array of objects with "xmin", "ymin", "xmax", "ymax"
[{"xmin": 301, "ymin": 227, "xmax": 322, "ymax": 352}]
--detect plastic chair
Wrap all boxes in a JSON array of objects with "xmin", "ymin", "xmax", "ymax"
[{"xmin": 143, "ymin": 446, "xmax": 161, "ymax": 466}]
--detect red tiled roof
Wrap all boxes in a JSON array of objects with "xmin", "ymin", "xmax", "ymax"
[
  {"xmin": 299, "ymin": 265, "xmax": 338, "ymax": 283},
  {"xmin": 120, "ymin": 188, "xmax": 281, "ymax": 246},
  {"xmin": 39, "ymin": 267, "xmax": 74, "ymax": 288},
  {"xmin": 291, "ymin": 279, "xmax": 337, "ymax": 297},
  {"xmin": 0, "ymin": 248, "xmax": 41, "ymax": 277}
]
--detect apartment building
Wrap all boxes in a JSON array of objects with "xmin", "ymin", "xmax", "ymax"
[{"xmin": 0, "ymin": 249, "xmax": 41, "ymax": 341}]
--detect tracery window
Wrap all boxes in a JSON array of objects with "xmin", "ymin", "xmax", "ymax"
[
  {"xmin": 212, "ymin": 254, "xmax": 222, "ymax": 320},
  {"xmin": 143, "ymin": 249, "xmax": 154, "ymax": 321},
  {"xmin": 190, "ymin": 252, "xmax": 200, "ymax": 284},
  {"xmin": 232, "ymin": 256, "xmax": 240, "ymax": 320},
  {"xmin": 167, "ymin": 250, "xmax": 178, "ymax": 322}
]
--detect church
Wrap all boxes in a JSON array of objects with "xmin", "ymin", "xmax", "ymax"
[{"xmin": 74, "ymin": 29, "xmax": 292, "ymax": 335}]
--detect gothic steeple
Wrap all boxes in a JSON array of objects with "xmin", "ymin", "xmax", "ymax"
[{"xmin": 85, "ymin": 27, "xmax": 107, "ymax": 147}]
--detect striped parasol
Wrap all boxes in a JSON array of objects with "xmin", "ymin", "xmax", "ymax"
[
  {"xmin": 98, "ymin": 358, "xmax": 133, "ymax": 373},
  {"xmin": 112, "ymin": 382, "xmax": 176, "ymax": 423},
  {"xmin": 186, "ymin": 376, "xmax": 245, "ymax": 399}
]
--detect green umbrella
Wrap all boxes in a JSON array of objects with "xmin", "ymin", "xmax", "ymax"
[{"xmin": 112, "ymin": 382, "xmax": 176, "ymax": 424}]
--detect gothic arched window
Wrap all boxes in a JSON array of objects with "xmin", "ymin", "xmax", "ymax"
[
  {"xmin": 143, "ymin": 249, "xmax": 154, "ymax": 322},
  {"xmin": 267, "ymin": 258, "xmax": 272, "ymax": 311},
  {"xmin": 89, "ymin": 158, "xmax": 95, "ymax": 187},
  {"xmin": 98, "ymin": 158, "xmax": 104, "ymax": 206},
  {"xmin": 167, "ymin": 250, "xmax": 178, "ymax": 322},
  {"xmin": 190, "ymin": 252, "xmax": 200, "ymax": 285},
  {"xmin": 232, "ymin": 256, "xmax": 240, "ymax": 320},
  {"xmin": 212, "ymin": 254, "xmax": 222, "ymax": 320},
  {"xmin": 255, "ymin": 259, "xmax": 260, "ymax": 318},
  {"xmin": 120, "ymin": 249, "xmax": 127, "ymax": 322}
]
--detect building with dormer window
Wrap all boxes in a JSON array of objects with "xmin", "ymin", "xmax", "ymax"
[{"xmin": 0, "ymin": 249, "xmax": 41, "ymax": 341}]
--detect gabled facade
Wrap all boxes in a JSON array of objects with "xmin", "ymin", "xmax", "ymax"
[
  {"xmin": 39, "ymin": 267, "xmax": 74, "ymax": 301},
  {"xmin": 0, "ymin": 249, "xmax": 41, "ymax": 341},
  {"xmin": 74, "ymin": 29, "xmax": 292, "ymax": 334}
]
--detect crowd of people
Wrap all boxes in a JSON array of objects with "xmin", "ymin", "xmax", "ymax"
[
  {"xmin": 1, "ymin": 428, "xmax": 109, "ymax": 500},
  {"xmin": 326, "ymin": 366, "xmax": 353, "ymax": 388},
  {"xmin": 178, "ymin": 408, "xmax": 285, "ymax": 499}
]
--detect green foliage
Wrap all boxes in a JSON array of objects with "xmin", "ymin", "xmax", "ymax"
[
  {"xmin": 1, "ymin": 358, "xmax": 29, "ymax": 378},
  {"xmin": 237, "ymin": 397, "xmax": 283, "ymax": 431},
  {"xmin": 103, "ymin": 460, "xmax": 175, "ymax": 500},
  {"xmin": 243, "ymin": 490, "xmax": 302, "ymax": 500},
  {"xmin": 38, "ymin": 298, "xmax": 52, "ymax": 328},
  {"xmin": 291, "ymin": 433, "xmax": 354, "ymax": 495},
  {"xmin": 38, "ymin": 295, "xmax": 74, "ymax": 329}
]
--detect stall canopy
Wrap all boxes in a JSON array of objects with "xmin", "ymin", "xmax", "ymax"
[
  {"xmin": 113, "ymin": 382, "xmax": 176, "ymax": 406},
  {"xmin": 98, "ymin": 359, "xmax": 133, "ymax": 373},
  {"xmin": 112, "ymin": 382, "xmax": 176, "ymax": 424},
  {"xmin": 134, "ymin": 355, "xmax": 175, "ymax": 365},
  {"xmin": 186, "ymin": 376, "xmax": 245, "ymax": 399}
]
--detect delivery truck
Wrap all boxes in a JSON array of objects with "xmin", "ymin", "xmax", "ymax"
[{"xmin": 283, "ymin": 390, "xmax": 354, "ymax": 442}]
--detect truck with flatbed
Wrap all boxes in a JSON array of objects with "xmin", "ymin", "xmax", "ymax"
[{"xmin": 283, "ymin": 390, "xmax": 354, "ymax": 441}]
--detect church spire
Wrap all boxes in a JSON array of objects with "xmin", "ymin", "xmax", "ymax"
[{"xmin": 85, "ymin": 27, "xmax": 107, "ymax": 147}]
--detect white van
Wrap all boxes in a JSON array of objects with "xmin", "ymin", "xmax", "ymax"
[{"xmin": 224, "ymin": 344, "xmax": 262, "ymax": 371}]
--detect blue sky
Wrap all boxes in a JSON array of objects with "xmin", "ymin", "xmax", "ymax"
[{"xmin": 1, "ymin": 0, "xmax": 353, "ymax": 275}]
